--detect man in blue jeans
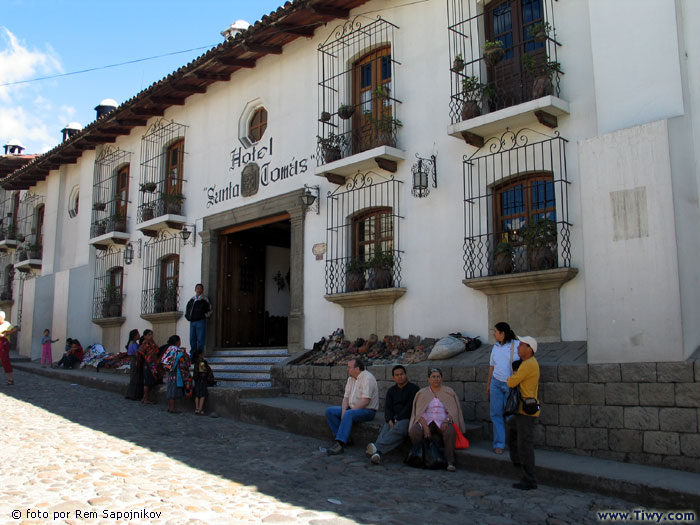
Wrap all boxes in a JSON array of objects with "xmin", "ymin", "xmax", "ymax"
[
  {"xmin": 185, "ymin": 284, "xmax": 211, "ymax": 362},
  {"xmin": 325, "ymin": 358, "xmax": 378, "ymax": 455}
]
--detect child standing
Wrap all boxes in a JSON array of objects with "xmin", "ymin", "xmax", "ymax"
[
  {"xmin": 41, "ymin": 329, "xmax": 59, "ymax": 368},
  {"xmin": 192, "ymin": 354, "xmax": 209, "ymax": 415}
]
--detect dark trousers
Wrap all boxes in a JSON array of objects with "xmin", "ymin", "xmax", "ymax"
[{"xmin": 508, "ymin": 414, "xmax": 537, "ymax": 487}]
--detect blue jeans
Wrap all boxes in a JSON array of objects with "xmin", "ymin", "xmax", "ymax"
[
  {"xmin": 190, "ymin": 319, "xmax": 206, "ymax": 357},
  {"xmin": 325, "ymin": 406, "xmax": 376, "ymax": 445},
  {"xmin": 490, "ymin": 378, "xmax": 510, "ymax": 449}
]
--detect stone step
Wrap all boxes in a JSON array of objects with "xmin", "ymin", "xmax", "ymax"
[
  {"xmin": 211, "ymin": 348, "xmax": 288, "ymax": 357},
  {"xmin": 209, "ymin": 363, "xmax": 274, "ymax": 372},
  {"xmin": 207, "ymin": 356, "xmax": 286, "ymax": 365},
  {"xmin": 214, "ymin": 371, "xmax": 273, "ymax": 381},
  {"xmin": 215, "ymin": 380, "xmax": 273, "ymax": 389}
]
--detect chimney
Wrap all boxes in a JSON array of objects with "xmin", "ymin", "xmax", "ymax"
[
  {"xmin": 221, "ymin": 20, "xmax": 251, "ymax": 40},
  {"xmin": 3, "ymin": 139, "xmax": 25, "ymax": 155},
  {"xmin": 61, "ymin": 122, "xmax": 83, "ymax": 142},
  {"xmin": 94, "ymin": 98, "xmax": 118, "ymax": 119}
]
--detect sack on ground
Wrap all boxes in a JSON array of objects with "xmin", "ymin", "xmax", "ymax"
[
  {"xmin": 404, "ymin": 440, "xmax": 425, "ymax": 468},
  {"xmin": 503, "ymin": 386, "xmax": 521, "ymax": 417},
  {"xmin": 423, "ymin": 439, "xmax": 448, "ymax": 470},
  {"xmin": 428, "ymin": 336, "xmax": 466, "ymax": 360}
]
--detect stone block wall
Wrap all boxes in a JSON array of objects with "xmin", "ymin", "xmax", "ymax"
[{"xmin": 270, "ymin": 361, "xmax": 700, "ymax": 473}]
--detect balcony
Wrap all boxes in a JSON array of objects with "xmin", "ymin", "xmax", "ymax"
[
  {"xmin": 136, "ymin": 195, "xmax": 186, "ymax": 237},
  {"xmin": 89, "ymin": 213, "xmax": 130, "ymax": 250},
  {"xmin": 447, "ymin": 0, "xmax": 564, "ymax": 145},
  {"xmin": 15, "ymin": 245, "xmax": 42, "ymax": 273}
]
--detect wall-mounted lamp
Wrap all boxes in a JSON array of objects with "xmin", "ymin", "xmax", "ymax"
[
  {"xmin": 123, "ymin": 239, "xmax": 142, "ymax": 265},
  {"xmin": 301, "ymin": 184, "xmax": 320, "ymax": 214},
  {"xmin": 411, "ymin": 154, "xmax": 437, "ymax": 198},
  {"xmin": 180, "ymin": 224, "xmax": 196, "ymax": 246}
]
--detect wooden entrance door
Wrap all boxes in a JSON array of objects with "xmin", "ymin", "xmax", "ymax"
[{"xmin": 220, "ymin": 231, "xmax": 266, "ymax": 347}]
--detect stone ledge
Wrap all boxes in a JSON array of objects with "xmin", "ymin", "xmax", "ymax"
[
  {"xmin": 91, "ymin": 316, "xmax": 126, "ymax": 328},
  {"xmin": 463, "ymin": 267, "xmax": 578, "ymax": 295},
  {"xmin": 140, "ymin": 311, "xmax": 183, "ymax": 324},
  {"xmin": 324, "ymin": 287, "xmax": 406, "ymax": 307}
]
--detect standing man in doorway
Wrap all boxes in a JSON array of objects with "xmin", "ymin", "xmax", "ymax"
[{"xmin": 185, "ymin": 283, "xmax": 212, "ymax": 361}]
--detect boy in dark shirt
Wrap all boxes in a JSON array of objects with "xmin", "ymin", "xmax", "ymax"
[{"xmin": 365, "ymin": 365, "xmax": 420, "ymax": 464}]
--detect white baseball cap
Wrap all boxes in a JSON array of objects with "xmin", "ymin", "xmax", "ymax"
[{"xmin": 517, "ymin": 335, "xmax": 538, "ymax": 353}]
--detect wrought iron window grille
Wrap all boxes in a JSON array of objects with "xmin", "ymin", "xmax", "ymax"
[
  {"xmin": 447, "ymin": 0, "xmax": 562, "ymax": 125},
  {"xmin": 0, "ymin": 254, "xmax": 14, "ymax": 301},
  {"xmin": 137, "ymin": 119, "xmax": 188, "ymax": 223},
  {"xmin": 16, "ymin": 192, "xmax": 45, "ymax": 260},
  {"xmin": 92, "ymin": 245, "xmax": 125, "ymax": 319},
  {"xmin": 91, "ymin": 146, "xmax": 132, "ymax": 238},
  {"xmin": 462, "ymin": 127, "xmax": 571, "ymax": 279},
  {"xmin": 411, "ymin": 154, "xmax": 437, "ymax": 198},
  {"xmin": 317, "ymin": 16, "xmax": 401, "ymax": 165},
  {"xmin": 141, "ymin": 230, "xmax": 181, "ymax": 315},
  {"xmin": 0, "ymin": 191, "xmax": 18, "ymax": 242},
  {"xmin": 325, "ymin": 171, "xmax": 403, "ymax": 295}
]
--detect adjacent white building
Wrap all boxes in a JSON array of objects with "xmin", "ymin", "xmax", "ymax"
[{"xmin": 1, "ymin": 0, "xmax": 698, "ymax": 364}]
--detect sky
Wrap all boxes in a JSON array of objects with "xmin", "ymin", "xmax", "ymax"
[{"xmin": 0, "ymin": 0, "xmax": 284, "ymax": 154}]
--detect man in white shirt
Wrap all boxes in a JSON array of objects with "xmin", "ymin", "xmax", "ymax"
[{"xmin": 325, "ymin": 358, "xmax": 378, "ymax": 455}]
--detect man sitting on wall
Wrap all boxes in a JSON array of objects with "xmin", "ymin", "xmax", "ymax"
[
  {"xmin": 365, "ymin": 365, "xmax": 419, "ymax": 464},
  {"xmin": 325, "ymin": 358, "xmax": 378, "ymax": 455}
]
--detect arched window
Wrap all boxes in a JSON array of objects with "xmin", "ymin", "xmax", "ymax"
[
  {"xmin": 34, "ymin": 204, "xmax": 45, "ymax": 248},
  {"xmin": 115, "ymin": 164, "xmax": 129, "ymax": 219},
  {"xmin": 165, "ymin": 140, "xmax": 184, "ymax": 196},
  {"xmin": 352, "ymin": 206, "xmax": 394, "ymax": 263},
  {"xmin": 248, "ymin": 107, "xmax": 268, "ymax": 143},
  {"xmin": 353, "ymin": 46, "xmax": 393, "ymax": 152},
  {"xmin": 494, "ymin": 173, "xmax": 555, "ymax": 236}
]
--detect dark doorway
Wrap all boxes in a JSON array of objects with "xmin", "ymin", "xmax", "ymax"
[{"xmin": 219, "ymin": 219, "xmax": 291, "ymax": 348}]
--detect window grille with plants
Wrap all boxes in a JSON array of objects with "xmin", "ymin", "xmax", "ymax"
[
  {"xmin": 0, "ymin": 254, "xmax": 13, "ymax": 301},
  {"xmin": 91, "ymin": 146, "xmax": 132, "ymax": 238},
  {"xmin": 317, "ymin": 16, "xmax": 400, "ymax": 164},
  {"xmin": 325, "ymin": 172, "xmax": 403, "ymax": 294},
  {"xmin": 447, "ymin": 0, "xmax": 561, "ymax": 124},
  {"xmin": 92, "ymin": 246, "xmax": 125, "ymax": 319},
  {"xmin": 15, "ymin": 192, "xmax": 45, "ymax": 261},
  {"xmin": 462, "ymin": 128, "xmax": 571, "ymax": 279},
  {"xmin": 0, "ymin": 191, "xmax": 21, "ymax": 243},
  {"xmin": 141, "ymin": 230, "xmax": 181, "ymax": 314},
  {"xmin": 137, "ymin": 119, "xmax": 187, "ymax": 223}
]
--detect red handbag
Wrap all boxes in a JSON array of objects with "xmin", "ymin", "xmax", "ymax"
[{"xmin": 454, "ymin": 423, "xmax": 470, "ymax": 449}]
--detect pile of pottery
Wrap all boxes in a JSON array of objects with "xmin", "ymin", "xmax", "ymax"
[{"xmin": 296, "ymin": 328, "xmax": 436, "ymax": 366}]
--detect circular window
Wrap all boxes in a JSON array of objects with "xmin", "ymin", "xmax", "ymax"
[{"xmin": 248, "ymin": 107, "xmax": 268, "ymax": 143}]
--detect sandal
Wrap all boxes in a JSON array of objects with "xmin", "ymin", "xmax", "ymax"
[
  {"xmin": 447, "ymin": 463, "xmax": 456, "ymax": 472},
  {"xmin": 6, "ymin": 380, "xmax": 13, "ymax": 385}
]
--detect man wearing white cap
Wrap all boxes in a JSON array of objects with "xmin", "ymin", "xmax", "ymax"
[{"xmin": 506, "ymin": 335, "xmax": 540, "ymax": 490}]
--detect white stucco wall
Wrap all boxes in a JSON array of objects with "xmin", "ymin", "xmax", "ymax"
[
  {"xmin": 578, "ymin": 120, "xmax": 684, "ymax": 363},
  {"xmin": 11, "ymin": 0, "xmax": 699, "ymax": 361}
]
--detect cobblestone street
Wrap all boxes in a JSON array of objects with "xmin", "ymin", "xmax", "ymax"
[{"xmin": 2, "ymin": 371, "xmax": 635, "ymax": 524}]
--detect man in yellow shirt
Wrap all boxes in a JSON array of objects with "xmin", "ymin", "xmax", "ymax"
[{"xmin": 506, "ymin": 335, "xmax": 540, "ymax": 490}]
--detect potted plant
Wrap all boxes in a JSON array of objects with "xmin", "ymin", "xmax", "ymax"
[
  {"xmin": 0, "ymin": 291, "xmax": 11, "ymax": 301},
  {"xmin": 338, "ymin": 103, "xmax": 355, "ymax": 120},
  {"xmin": 161, "ymin": 193, "xmax": 184, "ymax": 215},
  {"xmin": 483, "ymin": 40, "xmax": 505, "ymax": 66},
  {"xmin": 111, "ymin": 212, "xmax": 127, "ymax": 233},
  {"xmin": 369, "ymin": 249, "xmax": 394, "ymax": 289},
  {"xmin": 461, "ymin": 76, "xmax": 485, "ymax": 120},
  {"xmin": 452, "ymin": 53, "xmax": 465, "ymax": 72},
  {"xmin": 154, "ymin": 283, "xmax": 178, "ymax": 313},
  {"xmin": 365, "ymin": 109, "xmax": 402, "ymax": 148},
  {"xmin": 16, "ymin": 233, "xmax": 25, "ymax": 243},
  {"xmin": 317, "ymin": 133, "xmax": 343, "ymax": 164},
  {"xmin": 92, "ymin": 201, "xmax": 106, "ymax": 212},
  {"xmin": 528, "ymin": 22, "xmax": 552, "ymax": 43},
  {"xmin": 140, "ymin": 182, "xmax": 158, "ymax": 193},
  {"xmin": 345, "ymin": 258, "xmax": 366, "ymax": 292},
  {"xmin": 17, "ymin": 248, "xmax": 28, "ymax": 262},
  {"xmin": 102, "ymin": 284, "xmax": 122, "ymax": 317},
  {"xmin": 492, "ymin": 239, "xmax": 514, "ymax": 275},
  {"xmin": 522, "ymin": 218, "xmax": 557, "ymax": 271},
  {"xmin": 523, "ymin": 54, "xmax": 561, "ymax": 98},
  {"xmin": 27, "ymin": 242, "xmax": 42, "ymax": 260},
  {"xmin": 141, "ymin": 202, "xmax": 155, "ymax": 222},
  {"xmin": 320, "ymin": 111, "xmax": 332, "ymax": 122},
  {"xmin": 5, "ymin": 224, "xmax": 16, "ymax": 241},
  {"xmin": 93, "ymin": 220, "xmax": 107, "ymax": 237}
]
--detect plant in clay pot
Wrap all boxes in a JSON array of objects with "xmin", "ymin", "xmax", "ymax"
[
  {"xmin": 317, "ymin": 133, "xmax": 344, "ymax": 164},
  {"xmin": 522, "ymin": 218, "xmax": 557, "ymax": 271},
  {"xmin": 492, "ymin": 239, "xmax": 514, "ymax": 275},
  {"xmin": 483, "ymin": 40, "xmax": 505, "ymax": 66},
  {"xmin": 527, "ymin": 22, "xmax": 552, "ymax": 43},
  {"xmin": 338, "ymin": 104, "xmax": 355, "ymax": 120},
  {"xmin": 368, "ymin": 249, "xmax": 394, "ymax": 289},
  {"xmin": 451, "ymin": 53, "xmax": 465, "ymax": 72},
  {"xmin": 320, "ymin": 111, "xmax": 332, "ymax": 122},
  {"xmin": 345, "ymin": 258, "xmax": 366, "ymax": 292},
  {"xmin": 523, "ymin": 54, "xmax": 561, "ymax": 98},
  {"xmin": 140, "ymin": 182, "xmax": 157, "ymax": 193}
]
